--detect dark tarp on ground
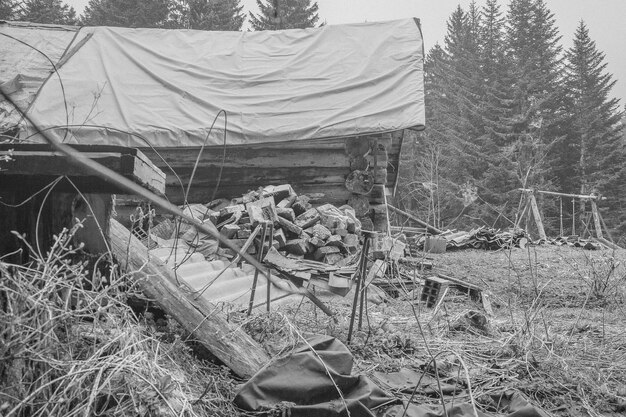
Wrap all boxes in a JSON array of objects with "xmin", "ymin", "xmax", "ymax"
[
  {"xmin": 234, "ymin": 334, "xmax": 550, "ymax": 417},
  {"xmin": 234, "ymin": 334, "xmax": 394, "ymax": 416}
]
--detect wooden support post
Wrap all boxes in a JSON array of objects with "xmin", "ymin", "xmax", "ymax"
[
  {"xmin": 528, "ymin": 194, "xmax": 547, "ymax": 240},
  {"xmin": 590, "ymin": 200, "xmax": 604, "ymax": 239},
  {"xmin": 109, "ymin": 218, "xmax": 269, "ymax": 379}
]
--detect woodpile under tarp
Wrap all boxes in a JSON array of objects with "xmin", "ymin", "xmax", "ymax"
[{"xmin": 146, "ymin": 184, "xmax": 367, "ymax": 287}]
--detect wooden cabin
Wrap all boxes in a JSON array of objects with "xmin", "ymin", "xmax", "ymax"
[{"xmin": 1, "ymin": 19, "xmax": 424, "ymax": 238}]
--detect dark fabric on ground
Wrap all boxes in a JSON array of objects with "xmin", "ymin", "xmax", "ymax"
[
  {"xmin": 234, "ymin": 335, "xmax": 549, "ymax": 417},
  {"xmin": 380, "ymin": 391, "xmax": 549, "ymax": 417},
  {"xmin": 233, "ymin": 334, "xmax": 394, "ymax": 416}
]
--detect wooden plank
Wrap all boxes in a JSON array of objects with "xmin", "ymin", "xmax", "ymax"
[
  {"xmin": 387, "ymin": 205, "xmax": 442, "ymax": 235},
  {"xmin": 0, "ymin": 147, "xmax": 165, "ymax": 196},
  {"xmin": 109, "ymin": 218, "xmax": 269, "ymax": 379}
]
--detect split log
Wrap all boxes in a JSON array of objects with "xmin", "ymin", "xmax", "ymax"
[{"xmin": 109, "ymin": 218, "xmax": 269, "ymax": 379}]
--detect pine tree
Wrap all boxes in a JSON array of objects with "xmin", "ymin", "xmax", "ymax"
[
  {"xmin": 82, "ymin": 0, "xmax": 170, "ymax": 28},
  {"xmin": 0, "ymin": 0, "xmax": 18, "ymax": 20},
  {"xmin": 564, "ymin": 21, "xmax": 625, "ymax": 236},
  {"xmin": 188, "ymin": 0, "xmax": 244, "ymax": 30},
  {"xmin": 249, "ymin": 0, "xmax": 319, "ymax": 30},
  {"xmin": 474, "ymin": 0, "xmax": 520, "ymax": 227},
  {"xmin": 19, "ymin": 0, "xmax": 77, "ymax": 25},
  {"xmin": 501, "ymin": 0, "xmax": 567, "ymax": 233}
]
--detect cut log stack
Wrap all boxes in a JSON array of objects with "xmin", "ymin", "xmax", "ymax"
[
  {"xmin": 344, "ymin": 134, "xmax": 391, "ymax": 232},
  {"xmin": 190, "ymin": 184, "xmax": 364, "ymax": 266}
]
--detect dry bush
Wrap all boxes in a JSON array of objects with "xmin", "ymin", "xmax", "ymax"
[{"xmin": 0, "ymin": 227, "xmax": 239, "ymax": 417}]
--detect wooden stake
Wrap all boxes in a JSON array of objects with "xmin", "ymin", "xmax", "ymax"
[
  {"xmin": 590, "ymin": 200, "xmax": 604, "ymax": 239},
  {"xmin": 529, "ymin": 194, "xmax": 547, "ymax": 240}
]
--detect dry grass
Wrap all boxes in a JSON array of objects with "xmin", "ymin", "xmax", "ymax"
[
  {"xmin": 249, "ymin": 244, "xmax": 626, "ymax": 416},
  {"xmin": 0, "ymin": 226, "xmax": 239, "ymax": 417},
  {"xmin": 2, "ymin": 223, "xmax": 625, "ymax": 416}
]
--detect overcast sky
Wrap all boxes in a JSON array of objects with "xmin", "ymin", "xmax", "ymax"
[{"xmin": 66, "ymin": 0, "xmax": 626, "ymax": 106}]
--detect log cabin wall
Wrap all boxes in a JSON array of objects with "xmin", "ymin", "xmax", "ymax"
[{"xmin": 141, "ymin": 129, "xmax": 405, "ymax": 233}]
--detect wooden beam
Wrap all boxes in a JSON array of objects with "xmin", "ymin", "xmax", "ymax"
[
  {"xmin": 0, "ymin": 144, "xmax": 165, "ymax": 195},
  {"xmin": 518, "ymin": 188, "xmax": 604, "ymax": 201},
  {"xmin": 387, "ymin": 205, "xmax": 442, "ymax": 235},
  {"xmin": 109, "ymin": 218, "xmax": 269, "ymax": 379}
]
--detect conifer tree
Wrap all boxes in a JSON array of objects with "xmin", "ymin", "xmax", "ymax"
[
  {"xmin": 0, "ymin": 0, "xmax": 18, "ymax": 20},
  {"xmin": 504, "ymin": 0, "xmax": 565, "ymax": 205},
  {"xmin": 167, "ymin": 0, "xmax": 244, "ymax": 30},
  {"xmin": 563, "ymin": 21, "xmax": 625, "ymax": 235},
  {"xmin": 249, "ymin": 0, "xmax": 319, "ymax": 30},
  {"xmin": 19, "ymin": 0, "xmax": 77, "ymax": 25},
  {"xmin": 82, "ymin": 0, "xmax": 170, "ymax": 28}
]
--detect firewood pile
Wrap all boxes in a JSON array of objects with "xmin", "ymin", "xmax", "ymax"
[{"xmin": 149, "ymin": 184, "xmax": 364, "ymax": 267}]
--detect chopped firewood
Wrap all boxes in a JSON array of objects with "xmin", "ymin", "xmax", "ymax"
[
  {"xmin": 306, "ymin": 224, "xmax": 332, "ymax": 240},
  {"xmin": 276, "ymin": 194, "xmax": 297, "ymax": 209},
  {"xmin": 207, "ymin": 210, "xmax": 220, "ymax": 225},
  {"xmin": 307, "ymin": 236, "xmax": 325, "ymax": 247},
  {"xmin": 270, "ymin": 184, "xmax": 296, "ymax": 202},
  {"xmin": 219, "ymin": 204, "xmax": 245, "ymax": 220},
  {"xmin": 317, "ymin": 204, "xmax": 348, "ymax": 231},
  {"xmin": 273, "ymin": 228, "xmax": 287, "ymax": 248},
  {"xmin": 343, "ymin": 233, "xmax": 359, "ymax": 254},
  {"xmin": 276, "ymin": 207, "xmax": 296, "ymax": 222},
  {"xmin": 323, "ymin": 253, "xmax": 344, "ymax": 265},
  {"xmin": 284, "ymin": 239, "xmax": 309, "ymax": 255},
  {"xmin": 314, "ymin": 245, "xmax": 340, "ymax": 261},
  {"xmin": 277, "ymin": 216, "xmax": 303, "ymax": 237},
  {"xmin": 246, "ymin": 197, "xmax": 278, "ymax": 223},
  {"xmin": 220, "ymin": 224, "xmax": 240, "ymax": 239},
  {"xmin": 291, "ymin": 195, "xmax": 311, "ymax": 216},
  {"xmin": 247, "ymin": 205, "xmax": 265, "ymax": 227},
  {"xmin": 236, "ymin": 227, "xmax": 252, "ymax": 239},
  {"xmin": 326, "ymin": 235, "xmax": 348, "ymax": 253},
  {"xmin": 295, "ymin": 208, "xmax": 320, "ymax": 229}
]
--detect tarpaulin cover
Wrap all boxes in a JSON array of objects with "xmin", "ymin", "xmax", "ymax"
[
  {"xmin": 24, "ymin": 19, "xmax": 424, "ymax": 147},
  {"xmin": 0, "ymin": 22, "xmax": 80, "ymax": 129},
  {"xmin": 234, "ymin": 334, "xmax": 394, "ymax": 416},
  {"xmin": 234, "ymin": 335, "xmax": 550, "ymax": 417}
]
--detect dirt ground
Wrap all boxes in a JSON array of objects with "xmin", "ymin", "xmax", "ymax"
[{"xmin": 245, "ymin": 244, "xmax": 626, "ymax": 416}]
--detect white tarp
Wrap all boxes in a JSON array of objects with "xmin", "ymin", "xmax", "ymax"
[
  {"xmin": 25, "ymin": 19, "xmax": 424, "ymax": 147},
  {"xmin": 0, "ymin": 22, "xmax": 80, "ymax": 129}
]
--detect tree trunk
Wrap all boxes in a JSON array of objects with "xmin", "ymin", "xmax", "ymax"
[{"xmin": 109, "ymin": 218, "xmax": 269, "ymax": 379}]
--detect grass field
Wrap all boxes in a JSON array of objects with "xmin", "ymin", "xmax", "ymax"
[
  {"xmin": 2, "ymin": 237, "xmax": 624, "ymax": 416},
  {"xmin": 250, "ymin": 244, "xmax": 626, "ymax": 416}
]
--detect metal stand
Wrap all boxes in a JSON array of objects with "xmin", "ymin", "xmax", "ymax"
[
  {"xmin": 347, "ymin": 230, "xmax": 375, "ymax": 344},
  {"xmin": 247, "ymin": 221, "xmax": 272, "ymax": 316}
]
